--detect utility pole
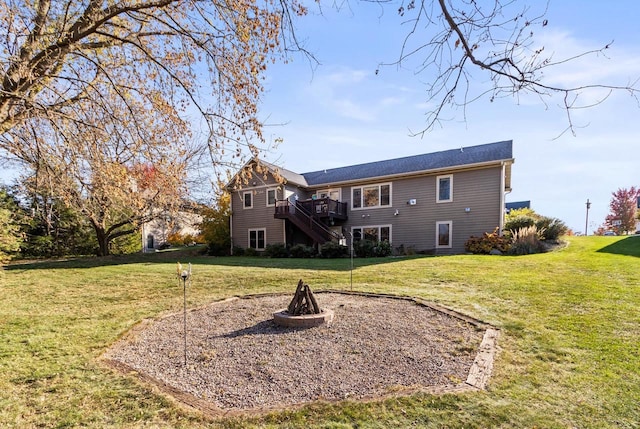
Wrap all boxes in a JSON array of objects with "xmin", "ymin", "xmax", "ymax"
[{"xmin": 585, "ymin": 199, "xmax": 591, "ymax": 236}]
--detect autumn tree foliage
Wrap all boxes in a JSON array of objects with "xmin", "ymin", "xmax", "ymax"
[
  {"xmin": 0, "ymin": 0, "xmax": 303, "ymax": 255},
  {"xmin": 0, "ymin": 0, "xmax": 299, "ymax": 152},
  {"xmin": 11, "ymin": 81, "xmax": 195, "ymax": 255},
  {"xmin": 604, "ymin": 187, "xmax": 640, "ymax": 235},
  {"xmin": 199, "ymin": 191, "xmax": 231, "ymax": 256}
]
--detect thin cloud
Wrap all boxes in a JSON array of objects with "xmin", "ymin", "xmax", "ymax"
[
  {"xmin": 532, "ymin": 30, "xmax": 640, "ymax": 89},
  {"xmin": 332, "ymin": 99, "xmax": 376, "ymax": 122},
  {"xmin": 302, "ymin": 66, "xmax": 413, "ymax": 123}
]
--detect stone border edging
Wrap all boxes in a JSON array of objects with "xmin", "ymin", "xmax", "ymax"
[{"xmin": 101, "ymin": 290, "xmax": 500, "ymax": 419}]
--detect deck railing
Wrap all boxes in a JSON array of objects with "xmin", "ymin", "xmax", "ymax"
[
  {"xmin": 274, "ymin": 200, "xmax": 342, "ymax": 242},
  {"xmin": 295, "ymin": 198, "xmax": 348, "ymax": 219}
]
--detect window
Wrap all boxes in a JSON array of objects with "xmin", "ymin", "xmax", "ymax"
[
  {"xmin": 248, "ymin": 228, "xmax": 266, "ymax": 250},
  {"xmin": 352, "ymin": 183, "xmax": 391, "ymax": 209},
  {"xmin": 315, "ymin": 189, "xmax": 341, "ymax": 200},
  {"xmin": 436, "ymin": 221, "xmax": 452, "ymax": 248},
  {"xmin": 243, "ymin": 191, "xmax": 253, "ymax": 209},
  {"xmin": 352, "ymin": 188, "xmax": 362, "ymax": 209},
  {"xmin": 437, "ymin": 174, "xmax": 453, "ymax": 203},
  {"xmin": 352, "ymin": 225, "xmax": 391, "ymax": 243},
  {"xmin": 266, "ymin": 188, "xmax": 277, "ymax": 206}
]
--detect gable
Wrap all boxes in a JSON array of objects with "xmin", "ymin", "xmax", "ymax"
[{"xmin": 226, "ymin": 158, "xmax": 308, "ymax": 190}]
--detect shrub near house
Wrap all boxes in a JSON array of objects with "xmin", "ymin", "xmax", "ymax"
[
  {"xmin": 464, "ymin": 228, "xmax": 511, "ymax": 254},
  {"xmin": 465, "ymin": 209, "xmax": 568, "ymax": 255}
]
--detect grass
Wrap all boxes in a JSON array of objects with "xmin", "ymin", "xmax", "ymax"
[{"xmin": 1, "ymin": 235, "xmax": 638, "ymax": 428}]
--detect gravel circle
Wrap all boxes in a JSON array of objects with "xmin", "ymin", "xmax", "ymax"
[{"xmin": 103, "ymin": 292, "xmax": 485, "ymax": 413}]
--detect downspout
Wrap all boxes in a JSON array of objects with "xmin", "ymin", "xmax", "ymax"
[
  {"xmin": 229, "ymin": 211, "xmax": 233, "ymax": 255},
  {"xmin": 499, "ymin": 161, "xmax": 511, "ymax": 234},
  {"xmin": 282, "ymin": 215, "xmax": 286, "ymax": 245}
]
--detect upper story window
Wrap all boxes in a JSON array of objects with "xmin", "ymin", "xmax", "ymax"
[
  {"xmin": 352, "ymin": 183, "xmax": 391, "ymax": 209},
  {"xmin": 266, "ymin": 188, "xmax": 277, "ymax": 206},
  {"xmin": 243, "ymin": 191, "xmax": 253, "ymax": 209},
  {"xmin": 436, "ymin": 174, "xmax": 453, "ymax": 203}
]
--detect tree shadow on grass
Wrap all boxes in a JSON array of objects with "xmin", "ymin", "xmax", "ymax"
[
  {"xmin": 6, "ymin": 248, "xmax": 431, "ymax": 272},
  {"xmin": 596, "ymin": 235, "xmax": 640, "ymax": 257}
]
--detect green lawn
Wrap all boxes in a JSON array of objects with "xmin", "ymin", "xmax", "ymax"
[{"xmin": 1, "ymin": 236, "xmax": 638, "ymax": 428}]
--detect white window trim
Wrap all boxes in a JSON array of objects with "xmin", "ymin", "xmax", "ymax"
[
  {"xmin": 242, "ymin": 191, "xmax": 253, "ymax": 209},
  {"xmin": 248, "ymin": 228, "xmax": 266, "ymax": 250},
  {"xmin": 351, "ymin": 183, "xmax": 392, "ymax": 210},
  {"xmin": 314, "ymin": 188, "xmax": 342, "ymax": 200},
  {"xmin": 351, "ymin": 225, "xmax": 392, "ymax": 243},
  {"xmin": 266, "ymin": 188, "xmax": 278, "ymax": 207},
  {"xmin": 436, "ymin": 174, "xmax": 453, "ymax": 203},
  {"xmin": 435, "ymin": 221, "xmax": 452, "ymax": 248}
]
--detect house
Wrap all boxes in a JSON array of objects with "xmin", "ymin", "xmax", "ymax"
[
  {"xmin": 226, "ymin": 140, "xmax": 514, "ymax": 254},
  {"xmin": 141, "ymin": 208, "xmax": 202, "ymax": 252}
]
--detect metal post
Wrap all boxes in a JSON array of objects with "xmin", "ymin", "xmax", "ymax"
[
  {"xmin": 177, "ymin": 262, "xmax": 191, "ymax": 367},
  {"xmin": 585, "ymin": 199, "xmax": 591, "ymax": 236},
  {"xmin": 182, "ymin": 275, "xmax": 187, "ymax": 366},
  {"xmin": 350, "ymin": 234, "xmax": 354, "ymax": 291}
]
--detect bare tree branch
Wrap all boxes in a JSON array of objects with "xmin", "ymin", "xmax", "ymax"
[{"xmin": 373, "ymin": 0, "xmax": 639, "ymax": 135}]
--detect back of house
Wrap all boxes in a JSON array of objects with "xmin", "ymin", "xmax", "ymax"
[{"xmin": 226, "ymin": 140, "xmax": 514, "ymax": 255}]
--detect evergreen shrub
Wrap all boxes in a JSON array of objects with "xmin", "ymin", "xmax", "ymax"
[
  {"xmin": 319, "ymin": 241, "xmax": 348, "ymax": 258},
  {"xmin": 264, "ymin": 243, "xmax": 289, "ymax": 258},
  {"xmin": 289, "ymin": 244, "xmax": 317, "ymax": 258}
]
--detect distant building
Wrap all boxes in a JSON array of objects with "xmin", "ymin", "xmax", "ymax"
[
  {"xmin": 505, "ymin": 201, "xmax": 531, "ymax": 213},
  {"xmin": 141, "ymin": 208, "xmax": 202, "ymax": 252}
]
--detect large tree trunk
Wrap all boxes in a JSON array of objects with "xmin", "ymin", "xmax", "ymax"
[{"xmin": 91, "ymin": 223, "xmax": 111, "ymax": 256}]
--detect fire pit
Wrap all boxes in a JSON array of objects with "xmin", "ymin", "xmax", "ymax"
[{"xmin": 273, "ymin": 279, "xmax": 334, "ymax": 328}]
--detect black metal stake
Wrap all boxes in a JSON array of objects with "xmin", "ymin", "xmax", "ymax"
[
  {"xmin": 350, "ymin": 244, "xmax": 353, "ymax": 292},
  {"xmin": 182, "ymin": 274, "xmax": 187, "ymax": 366}
]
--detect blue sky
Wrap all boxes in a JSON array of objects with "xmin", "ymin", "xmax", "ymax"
[{"xmin": 256, "ymin": 0, "xmax": 640, "ymax": 234}]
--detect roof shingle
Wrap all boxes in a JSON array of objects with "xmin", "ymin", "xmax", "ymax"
[{"xmin": 301, "ymin": 140, "xmax": 513, "ymax": 186}]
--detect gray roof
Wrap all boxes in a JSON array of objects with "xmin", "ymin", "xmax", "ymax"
[
  {"xmin": 259, "ymin": 159, "xmax": 308, "ymax": 187},
  {"xmin": 302, "ymin": 140, "xmax": 513, "ymax": 186}
]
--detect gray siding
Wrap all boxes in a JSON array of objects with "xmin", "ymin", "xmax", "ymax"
[
  {"xmin": 337, "ymin": 166, "xmax": 504, "ymax": 254},
  {"xmin": 230, "ymin": 172, "xmax": 284, "ymax": 250},
  {"xmin": 230, "ymin": 169, "xmax": 313, "ymax": 250},
  {"xmin": 230, "ymin": 164, "xmax": 505, "ymax": 254}
]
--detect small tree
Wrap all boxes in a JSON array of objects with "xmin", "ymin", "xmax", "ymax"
[
  {"xmin": 605, "ymin": 187, "xmax": 640, "ymax": 235},
  {"xmin": 200, "ymin": 193, "xmax": 231, "ymax": 256}
]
